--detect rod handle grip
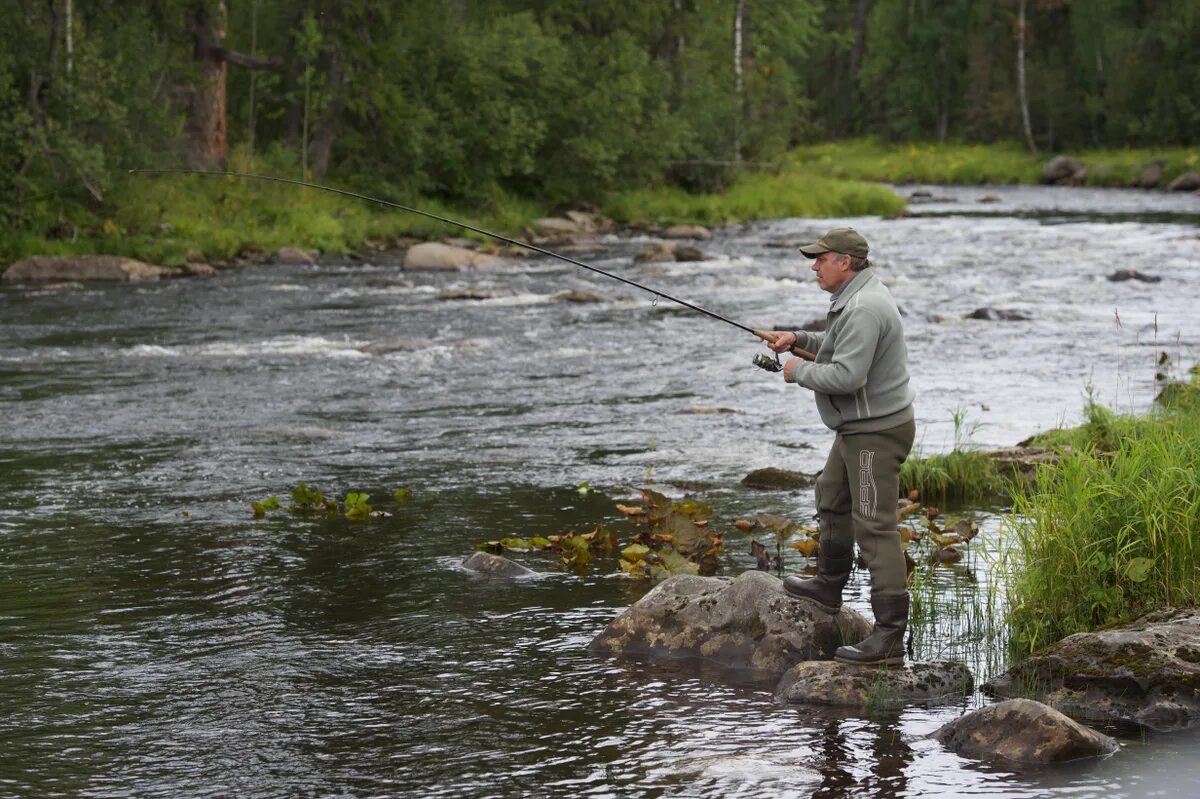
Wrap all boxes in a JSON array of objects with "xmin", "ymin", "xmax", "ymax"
[{"xmin": 752, "ymin": 330, "xmax": 816, "ymax": 362}]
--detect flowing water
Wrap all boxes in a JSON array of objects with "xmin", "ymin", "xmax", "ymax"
[{"xmin": 1, "ymin": 185, "xmax": 1198, "ymax": 798}]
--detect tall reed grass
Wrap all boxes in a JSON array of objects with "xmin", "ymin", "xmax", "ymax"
[{"xmin": 1003, "ymin": 378, "xmax": 1200, "ymax": 655}]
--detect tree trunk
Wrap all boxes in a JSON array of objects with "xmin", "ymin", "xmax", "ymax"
[
  {"xmin": 29, "ymin": 0, "xmax": 62, "ymax": 129},
  {"xmin": 1017, "ymin": 0, "xmax": 1037, "ymax": 155},
  {"xmin": 733, "ymin": 0, "xmax": 745, "ymax": 163},
  {"xmin": 844, "ymin": 0, "xmax": 873, "ymax": 131},
  {"xmin": 185, "ymin": 0, "xmax": 280, "ymax": 168},
  {"xmin": 849, "ymin": 0, "xmax": 869, "ymax": 83},
  {"xmin": 186, "ymin": 1, "xmax": 229, "ymax": 168},
  {"xmin": 308, "ymin": 52, "xmax": 343, "ymax": 179}
]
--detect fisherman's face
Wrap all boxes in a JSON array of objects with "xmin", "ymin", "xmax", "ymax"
[{"xmin": 811, "ymin": 252, "xmax": 852, "ymax": 293}]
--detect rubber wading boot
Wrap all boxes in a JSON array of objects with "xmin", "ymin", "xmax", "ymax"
[
  {"xmin": 782, "ymin": 541, "xmax": 853, "ymax": 614},
  {"xmin": 834, "ymin": 593, "xmax": 909, "ymax": 667}
]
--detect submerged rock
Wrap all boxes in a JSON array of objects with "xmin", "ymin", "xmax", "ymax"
[
  {"xmin": 741, "ymin": 467, "xmax": 816, "ymax": 490},
  {"xmin": 930, "ymin": 698, "xmax": 1118, "ymax": 765},
  {"xmin": 983, "ymin": 607, "xmax": 1200, "ymax": 732},
  {"xmin": 775, "ymin": 660, "xmax": 973, "ymax": 709},
  {"xmin": 589, "ymin": 571, "xmax": 871, "ymax": 675},
  {"xmin": 552, "ymin": 289, "xmax": 606, "ymax": 303},
  {"xmin": 634, "ymin": 241, "xmax": 709, "ymax": 264},
  {"xmin": 965, "ymin": 307, "xmax": 1032, "ymax": 322},
  {"xmin": 437, "ymin": 288, "xmax": 501, "ymax": 301},
  {"xmin": 1108, "ymin": 269, "xmax": 1162, "ymax": 283},
  {"xmin": 673, "ymin": 245, "xmax": 707, "ymax": 262},
  {"xmin": 4, "ymin": 255, "xmax": 167, "ymax": 282},
  {"xmin": 634, "ymin": 242, "xmax": 677, "ymax": 263},
  {"xmin": 463, "ymin": 552, "xmax": 536, "ymax": 577}
]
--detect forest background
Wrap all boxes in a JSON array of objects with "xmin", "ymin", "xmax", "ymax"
[{"xmin": 2, "ymin": 0, "xmax": 1197, "ymax": 260}]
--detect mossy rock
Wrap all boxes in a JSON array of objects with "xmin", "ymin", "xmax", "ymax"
[{"xmin": 742, "ymin": 468, "xmax": 816, "ymax": 490}]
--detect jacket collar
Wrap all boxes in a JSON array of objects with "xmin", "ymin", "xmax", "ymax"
[{"xmin": 829, "ymin": 267, "xmax": 876, "ymax": 312}]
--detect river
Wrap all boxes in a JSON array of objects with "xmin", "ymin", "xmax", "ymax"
[{"xmin": 1, "ymin": 184, "xmax": 1198, "ymax": 797}]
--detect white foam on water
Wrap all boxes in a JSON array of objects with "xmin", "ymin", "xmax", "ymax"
[{"xmin": 120, "ymin": 335, "xmax": 369, "ymax": 360}]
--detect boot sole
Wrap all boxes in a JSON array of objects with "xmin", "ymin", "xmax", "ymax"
[{"xmin": 833, "ymin": 654, "xmax": 905, "ymax": 667}]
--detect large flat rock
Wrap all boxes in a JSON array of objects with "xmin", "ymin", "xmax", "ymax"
[{"xmin": 775, "ymin": 660, "xmax": 973, "ymax": 709}]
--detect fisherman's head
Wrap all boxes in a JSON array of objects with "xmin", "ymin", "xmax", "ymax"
[{"xmin": 798, "ymin": 227, "xmax": 870, "ymax": 293}]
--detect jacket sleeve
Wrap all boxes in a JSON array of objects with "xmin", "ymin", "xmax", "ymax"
[
  {"xmin": 794, "ymin": 329, "xmax": 825, "ymax": 354},
  {"xmin": 793, "ymin": 307, "xmax": 882, "ymax": 394}
]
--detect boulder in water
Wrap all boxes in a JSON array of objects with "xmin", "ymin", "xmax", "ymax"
[
  {"xmin": 930, "ymin": 698, "xmax": 1118, "ymax": 765},
  {"xmin": 965, "ymin": 308, "xmax": 1032, "ymax": 322},
  {"xmin": 403, "ymin": 242, "xmax": 504, "ymax": 271},
  {"xmin": 589, "ymin": 571, "xmax": 871, "ymax": 675},
  {"xmin": 662, "ymin": 224, "xmax": 712, "ymax": 240},
  {"xmin": 1043, "ymin": 156, "xmax": 1086, "ymax": 185},
  {"xmin": 3, "ymin": 255, "xmax": 167, "ymax": 283},
  {"xmin": 741, "ymin": 467, "xmax": 816, "ymax": 490},
  {"xmin": 463, "ymin": 552, "xmax": 536, "ymax": 577},
  {"xmin": 1108, "ymin": 269, "xmax": 1162, "ymax": 283}
]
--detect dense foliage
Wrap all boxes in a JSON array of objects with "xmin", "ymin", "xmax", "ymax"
[
  {"xmin": 2, "ymin": 0, "xmax": 1197, "ymax": 232},
  {"xmin": 1006, "ymin": 372, "xmax": 1200, "ymax": 655}
]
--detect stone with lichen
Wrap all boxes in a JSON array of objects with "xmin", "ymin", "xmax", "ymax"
[
  {"xmin": 775, "ymin": 660, "xmax": 973, "ymax": 709},
  {"xmin": 984, "ymin": 607, "xmax": 1200, "ymax": 731},
  {"xmin": 589, "ymin": 571, "xmax": 870, "ymax": 675},
  {"xmin": 930, "ymin": 698, "xmax": 1117, "ymax": 765}
]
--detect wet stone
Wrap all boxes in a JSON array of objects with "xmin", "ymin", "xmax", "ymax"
[
  {"xmin": 589, "ymin": 571, "xmax": 871, "ymax": 675},
  {"xmin": 741, "ymin": 467, "xmax": 816, "ymax": 490},
  {"xmin": 775, "ymin": 660, "xmax": 973, "ymax": 709},
  {"xmin": 930, "ymin": 698, "xmax": 1118, "ymax": 765},
  {"xmin": 1108, "ymin": 269, "xmax": 1162, "ymax": 283},
  {"xmin": 983, "ymin": 607, "xmax": 1200, "ymax": 732},
  {"xmin": 463, "ymin": 551, "xmax": 536, "ymax": 577},
  {"xmin": 965, "ymin": 307, "xmax": 1033, "ymax": 322}
]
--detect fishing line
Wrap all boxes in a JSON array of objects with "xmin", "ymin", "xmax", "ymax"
[{"xmin": 128, "ymin": 168, "xmax": 815, "ymax": 360}]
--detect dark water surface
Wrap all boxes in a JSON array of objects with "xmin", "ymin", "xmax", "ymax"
[{"xmin": 2, "ymin": 185, "xmax": 1198, "ymax": 797}]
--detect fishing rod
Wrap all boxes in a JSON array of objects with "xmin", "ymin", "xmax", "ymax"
[{"xmin": 129, "ymin": 169, "xmax": 815, "ymax": 365}]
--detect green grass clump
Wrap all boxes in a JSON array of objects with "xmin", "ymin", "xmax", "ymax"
[
  {"xmin": 1004, "ymin": 377, "xmax": 1200, "ymax": 655},
  {"xmin": 1073, "ymin": 147, "xmax": 1200, "ymax": 188},
  {"xmin": 604, "ymin": 170, "xmax": 905, "ymax": 226},
  {"xmin": 899, "ymin": 409, "xmax": 1011, "ymax": 507},
  {"xmin": 900, "ymin": 449, "xmax": 1010, "ymax": 507},
  {"xmin": 789, "ymin": 138, "xmax": 1200, "ymax": 187},
  {"xmin": 791, "ymin": 138, "xmax": 1043, "ymax": 184}
]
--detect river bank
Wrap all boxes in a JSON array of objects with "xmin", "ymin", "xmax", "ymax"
[{"xmin": 4, "ymin": 140, "xmax": 1196, "ymax": 269}]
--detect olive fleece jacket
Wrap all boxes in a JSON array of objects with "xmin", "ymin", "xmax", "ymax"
[{"xmin": 787, "ymin": 267, "xmax": 915, "ymax": 433}]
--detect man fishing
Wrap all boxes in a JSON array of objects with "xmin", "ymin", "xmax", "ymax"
[{"xmin": 763, "ymin": 227, "xmax": 916, "ymax": 667}]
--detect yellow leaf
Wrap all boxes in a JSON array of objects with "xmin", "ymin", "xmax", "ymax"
[{"xmin": 788, "ymin": 539, "xmax": 819, "ymax": 557}]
